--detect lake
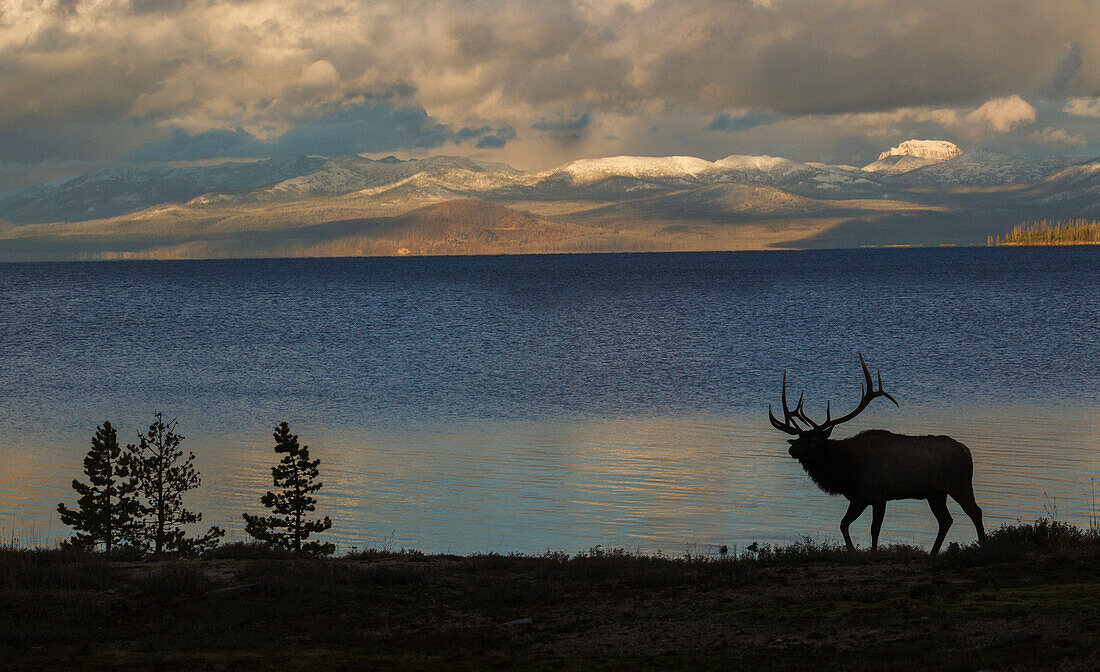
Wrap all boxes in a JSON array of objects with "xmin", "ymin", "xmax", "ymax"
[{"xmin": 1, "ymin": 247, "xmax": 1098, "ymax": 554}]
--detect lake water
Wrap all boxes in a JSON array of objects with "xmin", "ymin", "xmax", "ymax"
[{"xmin": 1, "ymin": 247, "xmax": 1098, "ymax": 554}]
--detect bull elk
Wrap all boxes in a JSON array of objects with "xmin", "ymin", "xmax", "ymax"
[{"xmin": 768, "ymin": 355, "xmax": 985, "ymax": 553}]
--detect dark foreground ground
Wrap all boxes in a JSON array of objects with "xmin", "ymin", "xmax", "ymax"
[{"xmin": 3, "ymin": 521, "xmax": 1099, "ymax": 671}]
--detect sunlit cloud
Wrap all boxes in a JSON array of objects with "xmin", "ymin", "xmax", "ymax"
[
  {"xmin": 966, "ymin": 95, "xmax": 1037, "ymax": 133},
  {"xmin": 1063, "ymin": 97, "xmax": 1100, "ymax": 118}
]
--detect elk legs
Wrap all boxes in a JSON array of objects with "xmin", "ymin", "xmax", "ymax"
[
  {"xmin": 840, "ymin": 501, "xmax": 867, "ymax": 550},
  {"xmin": 951, "ymin": 487, "xmax": 986, "ymax": 543},
  {"xmin": 928, "ymin": 493, "xmax": 953, "ymax": 554},
  {"xmin": 870, "ymin": 502, "xmax": 886, "ymax": 550}
]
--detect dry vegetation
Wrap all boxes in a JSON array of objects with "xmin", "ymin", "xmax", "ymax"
[
  {"xmin": 989, "ymin": 219, "xmax": 1100, "ymax": 246},
  {"xmin": 3, "ymin": 520, "xmax": 1099, "ymax": 671}
]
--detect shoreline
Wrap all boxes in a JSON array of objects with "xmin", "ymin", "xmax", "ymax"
[{"xmin": 2, "ymin": 242, "xmax": 1086, "ymax": 266}]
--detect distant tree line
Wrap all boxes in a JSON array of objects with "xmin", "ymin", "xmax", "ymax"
[
  {"xmin": 988, "ymin": 219, "xmax": 1100, "ymax": 246},
  {"xmin": 58, "ymin": 414, "xmax": 332, "ymax": 557}
]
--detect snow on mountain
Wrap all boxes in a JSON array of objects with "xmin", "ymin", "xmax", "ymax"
[
  {"xmin": 861, "ymin": 140, "xmax": 962, "ymax": 175},
  {"xmin": 528, "ymin": 153, "xmax": 879, "ymax": 198},
  {"xmin": 0, "ymin": 156, "xmax": 325, "ymax": 223},
  {"xmin": 706, "ymin": 157, "xmax": 882, "ymax": 197},
  {"xmin": 542, "ymin": 154, "xmax": 825, "ymax": 185},
  {"xmin": 877, "ymin": 140, "xmax": 962, "ymax": 162},
  {"xmin": 888, "ymin": 150, "xmax": 1078, "ymax": 187},
  {"xmin": 540, "ymin": 156, "xmax": 715, "ymax": 183},
  {"xmin": 4, "ymin": 147, "xmax": 1096, "ymax": 229},
  {"xmin": 1033, "ymin": 160, "xmax": 1100, "ymax": 187},
  {"xmin": 712, "ymin": 154, "xmax": 793, "ymax": 172},
  {"xmin": 263, "ymin": 155, "xmax": 522, "ymax": 200},
  {"xmin": 1013, "ymin": 159, "xmax": 1100, "ymax": 210},
  {"xmin": 710, "ymin": 154, "xmax": 810, "ymax": 180},
  {"xmin": 861, "ymin": 154, "xmax": 941, "ymax": 175}
]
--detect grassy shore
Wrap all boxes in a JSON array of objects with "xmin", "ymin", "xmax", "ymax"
[
  {"xmin": 988, "ymin": 219, "xmax": 1100, "ymax": 246},
  {"xmin": 3, "ymin": 520, "xmax": 1099, "ymax": 671}
]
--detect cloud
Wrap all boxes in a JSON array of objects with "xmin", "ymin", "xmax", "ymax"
[
  {"xmin": 706, "ymin": 110, "xmax": 776, "ymax": 132},
  {"xmin": 1032, "ymin": 126, "xmax": 1086, "ymax": 147},
  {"xmin": 130, "ymin": 127, "xmax": 266, "ymax": 162},
  {"xmin": 966, "ymin": 95, "xmax": 1037, "ymax": 132},
  {"xmin": 1049, "ymin": 41, "xmax": 1082, "ymax": 93},
  {"xmin": 131, "ymin": 102, "xmax": 515, "ymax": 162},
  {"xmin": 1063, "ymin": 97, "xmax": 1100, "ymax": 118},
  {"xmin": 274, "ymin": 104, "xmax": 452, "ymax": 155},
  {"xmin": 6, "ymin": 1, "xmax": 1097, "ymax": 125},
  {"xmin": 532, "ymin": 111, "xmax": 592, "ymax": 141},
  {"xmin": 0, "ymin": 118, "xmax": 165, "ymax": 164},
  {"xmin": 475, "ymin": 126, "xmax": 516, "ymax": 148},
  {"xmin": 1, "ymin": 0, "xmax": 1099, "ymax": 170}
]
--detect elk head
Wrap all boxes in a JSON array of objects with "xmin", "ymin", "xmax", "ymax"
[{"xmin": 768, "ymin": 354, "xmax": 899, "ymax": 460}]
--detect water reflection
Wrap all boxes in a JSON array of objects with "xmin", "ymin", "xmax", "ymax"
[
  {"xmin": 5, "ymin": 405, "xmax": 1097, "ymax": 554},
  {"xmin": 2, "ymin": 249, "xmax": 1098, "ymax": 552}
]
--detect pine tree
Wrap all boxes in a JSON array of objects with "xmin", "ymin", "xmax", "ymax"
[
  {"xmin": 243, "ymin": 422, "xmax": 334, "ymax": 555},
  {"xmin": 125, "ymin": 412, "xmax": 224, "ymax": 556},
  {"xmin": 57, "ymin": 421, "xmax": 138, "ymax": 553}
]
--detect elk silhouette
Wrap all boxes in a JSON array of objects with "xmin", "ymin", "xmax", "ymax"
[{"xmin": 769, "ymin": 355, "xmax": 985, "ymax": 553}]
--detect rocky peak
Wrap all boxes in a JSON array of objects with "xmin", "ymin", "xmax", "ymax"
[{"xmin": 877, "ymin": 140, "xmax": 962, "ymax": 162}]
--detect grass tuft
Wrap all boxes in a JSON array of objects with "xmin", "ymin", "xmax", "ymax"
[
  {"xmin": 202, "ymin": 541, "xmax": 295, "ymax": 560},
  {"xmin": 0, "ymin": 547, "xmax": 125, "ymax": 591},
  {"xmin": 132, "ymin": 563, "xmax": 216, "ymax": 599}
]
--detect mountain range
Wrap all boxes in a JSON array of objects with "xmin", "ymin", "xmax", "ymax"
[{"xmin": 1, "ymin": 140, "xmax": 1097, "ymax": 261}]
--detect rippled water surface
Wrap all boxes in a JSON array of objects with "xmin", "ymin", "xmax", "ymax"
[{"xmin": 1, "ymin": 248, "xmax": 1098, "ymax": 552}]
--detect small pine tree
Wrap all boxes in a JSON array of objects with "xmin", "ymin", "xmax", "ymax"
[
  {"xmin": 125, "ymin": 412, "xmax": 224, "ymax": 556},
  {"xmin": 243, "ymin": 422, "xmax": 334, "ymax": 555},
  {"xmin": 57, "ymin": 421, "xmax": 139, "ymax": 553}
]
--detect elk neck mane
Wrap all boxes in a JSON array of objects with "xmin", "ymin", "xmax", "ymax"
[{"xmin": 792, "ymin": 433, "xmax": 882, "ymax": 497}]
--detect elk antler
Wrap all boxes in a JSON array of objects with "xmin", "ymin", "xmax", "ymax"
[
  {"xmin": 769, "ymin": 371, "xmax": 809, "ymax": 435},
  {"xmin": 816, "ymin": 353, "xmax": 898, "ymax": 435}
]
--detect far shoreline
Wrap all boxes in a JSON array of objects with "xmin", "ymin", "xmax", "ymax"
[{"xmin": 3, "ymin": 241, "xmax": 1089, "ymax": 266}]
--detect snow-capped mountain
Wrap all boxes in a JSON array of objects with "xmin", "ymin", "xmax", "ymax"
[
  {"xmin": 876, "ymin": 140, "xmax": 963, "ymax": 162},
  {"xmin": 507, "ymin": 154, "xmax": 881, "ymax": 201},
  {"xmin": 0, "ymin": 156, "xmax": 325, "ymax": 223},
  {"xmin": 711, "ymin": 155, "xmax": 814, "ymax": 183},
  {"xmin": 534, "ymin": 154, "xmax": 825, "ymax": 187},
  {"xmin": 0, "ymin": 146, "xmax": 1096, "ymax": 244},
  {"xmin": 1009, "ymin": 159, "xmax": 1100, "ymax": 211},
  {"xmin": 861, "ymin": 154, "xmax": 942, "ymax": 175},
  {"xmin": 253, "ymin": 155, "xmax": 523, "ymax": 201},
  {"xmin": 888, "ymin": 150, "xmax": 1079, "ymax": 186},
  {"xmin": 862, "ymin": 140, "xmax": 963, "ymax": 175},
  {"xmin": 538, "ymin": 156, "xmax": 715, "ymax": 184}
]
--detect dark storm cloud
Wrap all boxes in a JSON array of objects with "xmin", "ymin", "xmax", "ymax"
[
  {"xmin": 0, "ymin": 119, "xmax": 164, "ymax": 164},
  {"xmin": 1050, "ymin": 41, "xmax": 1083, "ymax": 93},
  {"xmin": 474, "ymin": 126, "xmax": 516, "ymax": 148},
  {"xmin": 128, "ymin": 0, "xmax": 197, "ymax": 14},
  {"xmin": 130, "ymin": 103, "xmax": 515, "ymax": 161},
  {"xmin": 274, "ymin": 104, "xmax": 451, "ymax": 155},
  {"xmin": 450, "ymin": 21, "xmax": 499, "ymax": 59},
  {"xmin": 532, "ymin": 111, "xmax": 591, "ymax": 141},
  {"xmin": 130, "ymin": 127, "xmax": 264, "ymax": 161},
  {"xmin": 637, "ymin": 0, "xmax": 1094, "ymax": 115},
  {"xmin": 706, "ymin": 111, "xmax": 777, "ymax": 132}
]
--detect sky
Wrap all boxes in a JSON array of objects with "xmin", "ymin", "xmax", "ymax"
[{"xmin": 1, "ymin": 0, "xmax": 1099, "ymax": 188}]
